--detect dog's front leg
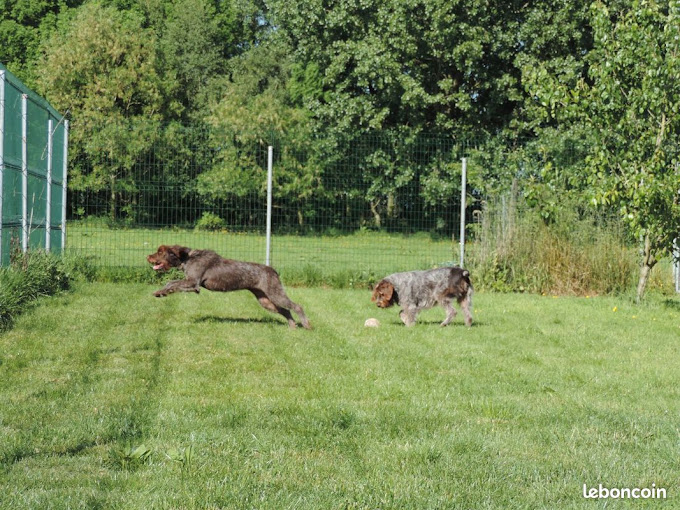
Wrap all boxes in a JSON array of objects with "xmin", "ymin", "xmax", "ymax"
[
  {"xmin": 440, "ymin": 300, "xmax": 457, "ymax": 327},
  {"xmin": 399, "ymin": 307, "xmax": 418, "ymax": 326},
  {"xmin": 153, "ymin": 279, "xmax": 200, "ymax": 297}
]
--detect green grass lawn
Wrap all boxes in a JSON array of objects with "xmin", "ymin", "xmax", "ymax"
[{"xmin": 1, "ymin": 284, "xmax": 679, "ymax": 508}]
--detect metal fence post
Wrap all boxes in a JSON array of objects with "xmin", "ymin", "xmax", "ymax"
[
  {"xmin": 265, "ymin": 145, "xmax": 273, "ymax": 266},
  {"xmin": 0, "ymin": 70, "xmax": 5, "ymax": 264},
  {"xmin": 673, "ymin": 239, "xmax": 680, "ymax": 294},
  {"xmin": 21, "ymin": 93, "xmax": 28, "ymax": 253},
  {"xmin": 46, "ymin": 119, "xmax": 53, "ymax": 252},
  {"xmin": 459, "ymin": 157, "xmax": 467, "ymax": 267},
  {"xmin": 62, "ymin": 120, "xmax": 68, "ymax": 252}
]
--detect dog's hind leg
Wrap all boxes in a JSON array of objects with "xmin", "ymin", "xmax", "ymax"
[
  {"xmin": 258, "ymin": 282, "xmax": 312, "ymax": 329},
  {"xmin": 251, "ymin": 289, "xmax": 303, "ymax": 329},
  {"xmin": 287, "ymin": 300, "xmax": 311, "ymax": 330},
  {"xmin": 271, "ymin": 295, "xmax": 311, "ymax": 330},
  {"xmin": 458, "ymin": 291, "xmax": 473, "ymax": 327}
]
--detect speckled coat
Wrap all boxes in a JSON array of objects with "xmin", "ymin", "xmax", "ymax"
[{"xmin": 371, "ymin": 267, "xmax": 473, "ymax": 327}]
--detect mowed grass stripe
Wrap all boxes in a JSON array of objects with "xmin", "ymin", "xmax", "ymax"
[
  {"xmin": 0, "ymin": 285, "xmax": 679, "ymax": 508},
  {"xmin": 0, "ymin": 284, "xmax": 175, "ymax": 498}
]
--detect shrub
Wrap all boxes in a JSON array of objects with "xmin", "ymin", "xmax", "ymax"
[
  {"xmin": 468, "ymin": 199, "xmax": 639, "ymax": 295},
  {"xmin": 195, "ymin": 212, "xmax": 226, "ymax": 231},
  {"xmin": 0, "ymin": 251, "xmax": 71, "ymax": 330}
]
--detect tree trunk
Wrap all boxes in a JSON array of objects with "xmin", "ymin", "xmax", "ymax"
[
  {"xmin": 370, "ymin": 200, "xmax": 381, "ymax": 228},
  {"xmin": 387, "ymin": 193, "xmax": 396, "ymax": 219},
  {"xmin": 636, "ymin": 233, "xmax": 657, "ymax": 302}
]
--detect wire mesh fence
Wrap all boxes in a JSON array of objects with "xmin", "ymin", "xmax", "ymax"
[
  {"xmin": 63, "ymin": 124, "xmax": 680, "ymax": 292},
  {"xmin": 67, "ymin": 128, "xmax": 472, "ymax": 280},
  {"xmin": 0, "ymin": 63, "xmax": 68, "ymax": 266}
]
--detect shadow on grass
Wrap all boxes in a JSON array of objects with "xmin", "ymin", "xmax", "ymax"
[
  {"xmin": 662, "ymin": 298, "xmax": 680, "ymax": 311},
  {"xmin": 193, "ymin": 315, "xmax": 284, "ymax": 326},
  {"xmin": 382, "ymin": 319, "xmax": 485, "ymax": 327}
]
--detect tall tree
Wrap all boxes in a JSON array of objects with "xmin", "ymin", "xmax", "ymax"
[
  {"xmin": 268, "ymin": 0, "xmax": 596, "ymax": 137},
  {"xmin": 263, "ymin": 0, "xmax": 601, "ymax": 226},
  {"xmin": 200, "ymin": 35, "xmax": 323, "ymax": 227},
  {"xmin": 159, "ymin": 0, "xmax": 238, "ymax": 121},
  {"xmin": 36, "ymin": 1, "xmax": 165, "ymax": 221},
  {"xmin": 525, "ymin": 0, "xmax": 680, "ymax": 300},
  {"xmin": 0, "ymin": 0, "xmax": 85, "ymax": 82}
]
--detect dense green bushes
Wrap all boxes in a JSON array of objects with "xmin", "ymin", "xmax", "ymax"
[
  {"xmin": 0, "ymin": 252, "xmax": 72, "ymax": 330},
  {"xmin": 467, "ymin": 200, "xmax": 674, "ymax": 296}
]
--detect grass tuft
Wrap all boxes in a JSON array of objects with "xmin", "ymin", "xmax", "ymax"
[{"xmin": 0, "ymin": 250, "xmax": 71, "ymax": 329}]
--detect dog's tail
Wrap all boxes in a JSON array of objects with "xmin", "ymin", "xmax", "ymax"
[{"xmin": 459, "ymin": 268, "xmax": 473, "ymax": 310}]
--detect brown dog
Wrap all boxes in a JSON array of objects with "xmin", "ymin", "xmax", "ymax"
[
  {"xmin": 372, "ymin": 267, "xmax": 473, "ymax": 327},
  {"xmin": 147, "ymin": 245, "xmax": 311, "ymax": 329}
]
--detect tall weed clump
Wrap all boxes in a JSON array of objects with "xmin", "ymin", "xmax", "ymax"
[
  {"xmin": 469, "ymin": 197, "xmax": 638, "ymax": 295},
  {"xmin": 0, "ymin": 250, "xmax": 71, "ymax": 330}
]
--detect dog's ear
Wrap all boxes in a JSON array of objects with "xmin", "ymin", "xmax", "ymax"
[
  {"xmin": 372, "ymin": 280, "xmax": 394, "ymax": 308},
  {"xmin": 168, "ymin": 245, "xmax": 192, "ymax": 262},
  {"xmin": 176, "ymin": 246, "xmax": 192, "ymax": 262}
]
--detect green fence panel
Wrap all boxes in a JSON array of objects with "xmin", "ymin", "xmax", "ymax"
[
  {"xmin": 51, "ymin": 122, "xmax": 65, "ymax": 183},
  {"xmin": 3, "ymin": 80, "xmax": 22, "ymax": 172},
  {"xmin": 0, "ymin": 62, "xmax": 68, "ymax": 266},
  {"xmin": 27, "ymin": 98, "xmax": 49, "ymax": 177},
  {"xmin": 1, "ymin": 166, "xmax": 22, "ymax": 224}
]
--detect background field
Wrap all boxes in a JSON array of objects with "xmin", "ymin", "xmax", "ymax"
[
  {"xmin": 65, "ymin": 221, "xmax": 679, "ymax": 295},
  {"xmin": 1, "ymin": 283, "xmax": 679, "ymax": 508},
  {"xmin": 66, "ymin": 222, "xmax": 459, "ymax": 287}
]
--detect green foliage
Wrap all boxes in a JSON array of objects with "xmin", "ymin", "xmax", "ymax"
[
  {"xmin": 270, "ymin": 0, "xmax": 593, "ymax": 139},
  {"xmin": 469, "ymin": 199, "xmax": 641, "ymax": 296},
  {"xmin": 165, "ymin": 444, "xmax": 194, "ymax": 478},
  {"xmin": 194, "ymin": 211, "xmax": 226, "ymax": 231},
  {"xmin": 200, "ymin": 35, "xmax": 325, "ymax": 225},
  {"xmin": 159, "ymin": 0, "xmax": 236, "ymax": 120},
  {"xmin": 289, "ymin": 61, "xmax": 324, "ymax": 106},
  {"xmin": 524, "ymin": 0, "xmax": 680, "ymax": 299},
  {"xmin": 3, "ymin": 0, "xmax": 624, "ymax": 239},
  {"xmin": 0, "ymin": 251, "xmax": 70, "ymax": 330},
  {"xmin": 0, "ymin": 0, "xmax": 85, "ymax": 80},
  {"xmin": 109, "ymin": 444, "xmax": 153, "ymax": 471},
  {"xmin": 61, "ymin": 253, "xmax": 98, "ymax": 282},
  {"xmin": 36, "ymin": 1, "xmax": 165, "ymax": 218}
]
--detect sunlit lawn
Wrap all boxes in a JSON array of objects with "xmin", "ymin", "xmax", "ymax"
[{"xmin": 1, "ymin": 283, "xmax": 679, "ymax": 508}]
